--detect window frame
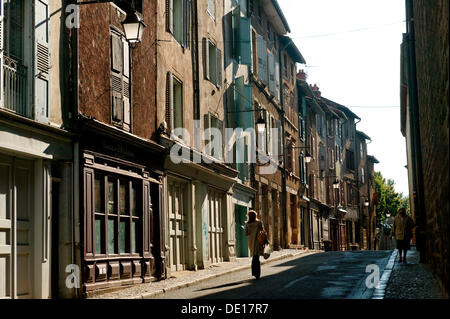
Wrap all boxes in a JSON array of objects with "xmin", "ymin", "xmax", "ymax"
[{"xmin": 93, "ymin": 173, "xmax": 142, "ymax": 258}]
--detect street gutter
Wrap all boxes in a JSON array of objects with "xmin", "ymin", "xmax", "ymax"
[{"xmin": 371, "ymin": 250, "xmax": 397, "ymax": 299}]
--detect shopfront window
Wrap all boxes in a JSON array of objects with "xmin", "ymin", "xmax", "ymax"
[{"xmin": 94, "ymin": 175, "xmax": 140, "ymax": 257}]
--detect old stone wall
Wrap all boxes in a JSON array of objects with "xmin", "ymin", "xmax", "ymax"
[{"xmin": 414, "ymin": 0, "xmax": 449, "ymax": 297}]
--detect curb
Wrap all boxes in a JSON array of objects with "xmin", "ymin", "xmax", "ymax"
[
  {"xmin": 138, "ymin": 250, "xmax": 319, "ymax": 299},
  {"xmin": 371, "ymin": 250, "xmax": 397, "ymax": 299}
]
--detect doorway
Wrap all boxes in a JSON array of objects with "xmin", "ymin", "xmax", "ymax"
[
  {"xmin": 0, "ymin": 155, "xmax": 34, "ymax": 299},
  {"xmin": 234, "ymin": 205, "xmax": 248, "ymax": 257}
]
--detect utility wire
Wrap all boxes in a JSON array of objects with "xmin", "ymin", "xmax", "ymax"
[{"xmin": 154, "ymin": 20, "xmax": 406, "ymax": 44}]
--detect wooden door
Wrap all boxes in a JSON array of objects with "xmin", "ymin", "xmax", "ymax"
[
  {"xmin": 0, "ymin": 156, "xmax": 34, "ymax": 299},
  {"xmin": 168, "ymin": 182, "xmax": 186, "ymax": 272},
  {"xmin": 208, "ymin": 189, "xmax": 224, "ymax": 264},
  {"xmin": 15, "ymin": 159, "xmax": 33, "ymax": 298}
]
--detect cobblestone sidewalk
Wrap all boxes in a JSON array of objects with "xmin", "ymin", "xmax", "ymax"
[
  {"xmin": 384, "ymin": 247, "xmax": 445, "ymax": 299},
  {"xmin": 88, "ymin": 248, "xmax": 320, "ymax": 299}
]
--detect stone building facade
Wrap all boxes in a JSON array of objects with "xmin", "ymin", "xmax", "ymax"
[
  {"xmin": 0, "ymin": 0, "xmax": 74, "ymax": 299},
  {"xmin": 401, "ymin": 0, "xmax": 449, "ymax": 297},
  {"xmin": 76, "ymin": 1, "xmax": 167, "ymax": 294}
]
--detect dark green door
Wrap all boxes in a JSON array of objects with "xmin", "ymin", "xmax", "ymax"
[{"xmin": 235, "ymin": 205, "xmax": 249, "ymax": 257}]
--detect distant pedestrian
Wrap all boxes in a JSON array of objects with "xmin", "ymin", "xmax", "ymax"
[
  {"xmin": 244, "ymin": 210, "xmax": 265, "ymax": 279},
  {"xmin": 390, "ymin": 207, "xmax": 415, "ymax": 264}
]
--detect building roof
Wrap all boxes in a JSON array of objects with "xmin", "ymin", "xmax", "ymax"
[
  {"xmin": 321, "ymin": 97, "xmax": 361, "ymax": 120},
  {"xmin": 261, "ymin": 0, "xmax": 291, "ymax": 34},
  {"xmin": 367, "ymin": 155, "xmax": 380, "ymax": 163},
  {"xmin": 279, "ymin": 36, "xmax": 306, "ymax": 64},
  {"xmin": 317, "ymin": 99, "xmax": 339, "ymax": 119},
  {"xmin": 297, "ymin": 80, "xmax": 324, "ymax": 114},
  {"xmin": 327, "ymin": 105, "xmax": 348, "ymax": 120},
  {"xmin": 356, "ymin": 130, "xmax": 372, "ymax": 141}
]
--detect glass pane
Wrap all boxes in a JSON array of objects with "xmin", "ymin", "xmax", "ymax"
[
  {"xmin": 132, "ymin": 220, "xmax": 138, "ymax": 254},
  {"xmin": 131, "ymin": 183, "xmax": 138, "ymax": 217},
  {"xmin": 119, "ymin": 181, "xmax": 128, "ymax": 215},
  {"xmin": 119, "ymin": 219, "xmax": 129, "ymax": 253},
  {"xmin": 108, "ymin": 218, "xmax": 117, "ymax": 254},
  {"xmin": 95, "ymin": 217, "xmax": 104, "ymax": 254},
  {"xmin": 107, "ymin": 179, "xmax": 116, "ymax": 214},
  {"xmin": 94, "ymin": 176, "xmax": 103, "ymax": 213}
]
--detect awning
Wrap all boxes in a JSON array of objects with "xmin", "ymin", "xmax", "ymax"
[{"xmin": 344, "ymin": 208, "xmax": 359, "ymax": 221}]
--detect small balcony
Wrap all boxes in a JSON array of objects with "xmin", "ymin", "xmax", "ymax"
[{"xmin": 2, "ymin": 56, "xmax": 27, "ymax": 116}]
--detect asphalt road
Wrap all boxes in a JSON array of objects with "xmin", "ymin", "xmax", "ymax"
[{"xmin": 150, "ymin": 250, "xmax": 393, "ymax": 299}]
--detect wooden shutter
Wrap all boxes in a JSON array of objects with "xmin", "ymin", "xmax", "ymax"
[
  {"xmin": 218, "ymin": 118, "xmax": 224, "ymax": 159},
  {"xmin": 183, "ymin": 0, "xmax": 191, "ymax": 49},
  {"xmin": 216, "ymin": 48, "xmax": 222, "ymax": 88},
  {"xmin": 257, "ymin": 34, "xmax": 264, "ymax": 81},
  {"xmin": 0, "ymin": 0, "xmax": 4, "ymax": 108},
  {"xmin": 34, "ymin": 0, "xmax": 50, "ymax": 123},
  {"xmin": 268, "ymin": 51, "xmax": 275, "ymax": 95},
  {"xmin": 203, "ymin": 38, "xmax": 209, "ymax": 80},
  {"xmin": 276, "ymin": 119, "xmax": 282, "ymax": 158},
  {"xmin": 261, "ymin": 38, "xmax": 267, "ymax": 85},
  {"xmin": 111, "ymin": 33, "xmax": 124, "ymax": 123},
  {"xmin": 122, "ymin": 38, "xmax": 130, "ymax": 130},
  {"xmin": 166, "ymin": 72, "xmax": 173, "ymax": 131},
  {"xmin": 204, "ymin": 113, "xmax": 211, "ymax": 155},
  {"xmin": 275, "ymin": 60, "xmax": 280, "ymax": 101},
  {"xmin": 167, "ymin": 0, "xmax": 173, "ymax": 33},
  {"xmin": 238, "ymin": 16, "xmax": 251, "ymax": 66}
]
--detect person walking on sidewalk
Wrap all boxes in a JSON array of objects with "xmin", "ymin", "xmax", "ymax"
[
  {"xmin": 390, "ymin": 207, "xmax": 415, "ymax": 264},
  {"xmin": 244, "ymin": 210, "xmax": 265, "ymax": 279}
]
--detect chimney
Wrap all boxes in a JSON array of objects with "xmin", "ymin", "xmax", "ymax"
[
  {"xmin": 297, "ymin": 69, "xmax": 307, "ymax": 81},
  {"xmin": 310, "ymin": 83, "xmax": 321, "ymax": 98}
]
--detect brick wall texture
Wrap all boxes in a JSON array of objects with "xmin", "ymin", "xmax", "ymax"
[{"xmin": 413, "ymin": 0, "xmax": 449, "ymax": 297}]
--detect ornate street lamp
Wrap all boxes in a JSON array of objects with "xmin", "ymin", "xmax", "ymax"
[
  {"xmin": 256, "ymin": 114, "xmax": 266, "ymax": 134},
  {"xmin": 333, "ymin": 179, "xmax": 340, "ymax": 189},
  {"xmin": 75, "ymin": 1, "xmax": 146, "ymax": 45},
  {"xmin": 122, "ymin": 10, "xmax": 146, "ymax": 44},
  {"xmin": 305, "ymin": 151, "xmax": 312, "ymax": 163}
]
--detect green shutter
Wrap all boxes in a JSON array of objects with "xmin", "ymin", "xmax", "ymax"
[
  {"xmin": 238, "ymin": 16, "xmax": 251, "ymax": 66},
  {"xmin": 234, "ymin": 76, "xmax": 253, "ymax": 130},
  {"xmin": 232, "ymin": 7, "xmax": 251, "ymax": 66}
]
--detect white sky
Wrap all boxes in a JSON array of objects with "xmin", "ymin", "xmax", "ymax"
[{"xmin": 278, "ymin": 0, "xmax": 409, "ymax": 195}]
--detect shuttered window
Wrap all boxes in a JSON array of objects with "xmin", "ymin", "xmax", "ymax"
[
  {"xmin": 232, "ymin": 7, "xmax": 251, "ymax": 66},
  {"xmin": 256, "ymin": 34, "xmax": 267, "ymax": 85},
  {"xmin": 111, "ymin": 30, "xmax": 131, "ymax": 131},
  {"xmin": 203, "ymin": 38, "xmax": 222, "ymax": 88},
  {"xmin": 167, "ymin": 0, "xmax": 191, "ymax": 48},
  {"xmin": 204, "ymin": 113, "xmax": 224, "ymax": 160},
  {"xmin": 165, "ymin": 72, "xmax": 183, "ymax": 136}
]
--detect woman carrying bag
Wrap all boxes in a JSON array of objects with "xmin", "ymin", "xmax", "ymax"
[{"xmin": 244, "ymin": 210, "xmax": 269, "ymax": 279}]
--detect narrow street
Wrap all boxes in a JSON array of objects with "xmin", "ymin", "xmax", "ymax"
[{"xmin": 149, "ymin": 251, "xmax": 392, "ymax": 299}]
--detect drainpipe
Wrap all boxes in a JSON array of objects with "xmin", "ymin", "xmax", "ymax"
[
  {"xmin": 405, "ymin": 0, "xmax": 426, "ymax": 263},
  {"xmin": 353, "ymin": 118, "xmax": 361, "ymax": 250},
  {"xmin": 66, "ymin": 0, "xmax": 81, "ymax": 298},
  {"xmin": 279, "ymin": 43, "xmax": 288, "ymax": 249},
  {"xmin": 192, "ymin": 0, "xmax": 200, "ymax": 121}
]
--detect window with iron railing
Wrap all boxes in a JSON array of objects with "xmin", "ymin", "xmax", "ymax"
[
  {"xmin": 2, "ymin": 0, "xmax": 27, "ymax": 116},
  {"xmin": 1, "ymin": 0, "xmax": 50, "ymax": 123}
]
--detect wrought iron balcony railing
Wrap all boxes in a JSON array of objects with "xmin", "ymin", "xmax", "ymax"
[{"xmin": 3, "ymin": 56, "xmax": 27, "ymax": 116}]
